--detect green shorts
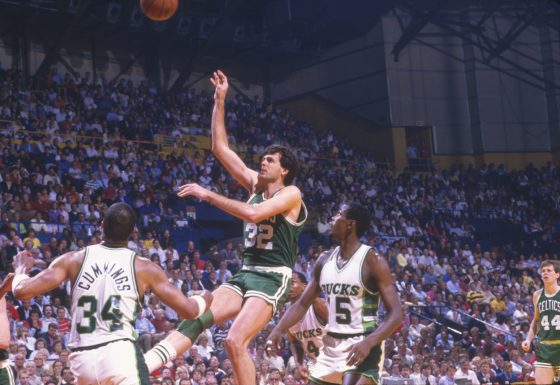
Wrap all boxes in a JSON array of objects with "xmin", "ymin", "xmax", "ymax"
[
  {"xmin": 221, "ymin": 265, "xmax": 292, "ymax": 312},
  {"xmin": 536, "ymin": 342, "xmax": 560, "ymax": 369}
]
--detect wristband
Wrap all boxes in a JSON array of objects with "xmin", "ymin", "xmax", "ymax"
[
  {"xmin": 191, "ymin": 295, "xmax": 206, "ymax": 318},
  {"xmin": 12, "ymin": 274, "xmax": 30, "ymax": 292}
]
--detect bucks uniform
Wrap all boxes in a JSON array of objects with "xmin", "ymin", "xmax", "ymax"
[
  {"xmin": 68, "ymin": 244, "xmax": 149, "ymax": 385},
  {"xmin": 222, "ymin": 191, "xmax": 307, "ymax": 311},
  {"xmin": 288, "ymin": 306, "xmax": 325, "ymax": 362},
  {"xmin": 310, "ymin": 244, "xmax": 384, "ymax": 385},
  {"xmin": 535, "ymin": 288, "xmax": 560, "ymax": 369}
]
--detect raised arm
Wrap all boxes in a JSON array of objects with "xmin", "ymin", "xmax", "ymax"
[
  {"xmin": 210, "ymin": 70, "xmax": 258, "ymax": 192},
  {"xmin": 136, "ymin": 257, "xmax": 212, "ymax": 320},
  {"xmin": 178, "ymin": 183, "xmax": 301, "ymax": 223},
  {"xmin": 522, "ymin": 290, "xmax": 540, "ymax": 352},
  {"xmin": 12, "ymin": 251, "xmax": 71, "ymax": 302}
]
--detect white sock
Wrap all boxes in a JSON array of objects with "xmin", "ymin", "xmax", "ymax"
[{"xmin": 144, "ymin": 340, "xmax": 177, "ymax": 373}]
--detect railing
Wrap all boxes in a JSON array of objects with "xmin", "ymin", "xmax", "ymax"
[
  {"xmin": 0, "ymin": 125, "xmax": 391, "ymax": 170},
  {"xmin": 407, "ymin": 304, "xmax": 519, "ymax": 343}
]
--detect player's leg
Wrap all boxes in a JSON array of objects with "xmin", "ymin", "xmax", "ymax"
[
  {"xmin": 144, "ymin": 285, "xmax": 243, "ymax": 372},
  {"xmin": 342, "ymin": 373, "xmax": 375, "ymax": 385},
  {"xmin": 225, "ymin": 297, "xmax": 273, "ymax": 385},
  {"xmin": 535, "ymin": 366, "xmax": 555, "ymax": 385}
]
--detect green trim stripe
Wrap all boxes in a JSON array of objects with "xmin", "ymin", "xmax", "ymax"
[
  {"xmin": 71, "ymin": 246, "xmax": 89, "ymax": 294},
  {"xmin": 131, "ymin": 251, "xmax": 142, "ymax": 332},
  {"xmin": 134, "ymin": 341, "xmax": 151, "ymax": 385},
  {"xmin": 345, "ymin": 370, "xmax": 379, "ymax": 384},
  {"xmin": 361, "ymin": 293, "xmax": 378, "ymax": 333},
  {"xmin": 308, "ymin": 376, "xmax": 339, "ymax": 385}
]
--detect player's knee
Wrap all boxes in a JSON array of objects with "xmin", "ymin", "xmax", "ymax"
[{"xmin": 224, "ymin": 334, "xmax": 245, "ymax": 356}]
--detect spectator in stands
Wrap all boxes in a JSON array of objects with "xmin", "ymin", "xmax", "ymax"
[{"xmin": 454, "ymin": 359, "xmax": 480, "ymax": 384}]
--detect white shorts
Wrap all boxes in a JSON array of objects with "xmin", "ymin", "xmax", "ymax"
[
  {"xmin": 69, "ymin": 339, "xmax": 149, "ymax": 385},
  {"xmin": 310, "ymin": 334, "xmax": 384, "ymax": 385}
]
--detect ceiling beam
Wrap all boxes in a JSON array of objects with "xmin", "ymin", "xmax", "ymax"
[
  {"xmin": 391, "ymin": 0, "xmax": 449, "ymax": 62},
  {"xmin": 34, "ymin": 0, "xmax": 94, "ymax": 77}
]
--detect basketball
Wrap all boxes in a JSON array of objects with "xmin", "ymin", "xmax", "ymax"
[{"xmin": 140, "ymin": 0, "xmax": 179, "ymax": 22}]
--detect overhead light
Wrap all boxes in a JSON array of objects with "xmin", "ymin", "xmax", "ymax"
[
  {"xmin": 68, "ymin": 0, "xmax": 81, "ymax": 13},
  {"xmin": 177, "ymin": 16, "xmax": 191, "ymax": 36},
  {"xmin": 233, "ymin": 26, "xmax": 246, "ymax": 42},
  {"xmin": 199, "ymin": 17, "xmax": 217, "ymax": 38},
  {"xmin": 106, "ymin": 3, "xmax": 121, "ymax": 24},
  {"xmin": 130, "ymin": 6, "xmax": 144, "ymax": 28}
]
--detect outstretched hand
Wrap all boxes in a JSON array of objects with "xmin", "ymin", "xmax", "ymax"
[
  {"xmin": 13, "ymin": 250, "xmax": 33, "ymax": 275},
  {"xmin": 176, "ymin": 183, "xmax": 210, "ymax": 201},
  {"xmin": 295, "ymin": 363, "xmax": 309, "ymax": 381},
  {"xmin": 210, "ymin": 70, "xmax": 228, "ymax": 101}
]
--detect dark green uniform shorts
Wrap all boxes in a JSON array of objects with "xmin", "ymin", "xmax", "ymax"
[{"xmin": 221, "ymin": 265, "xmax": 292, "ymax": 312}]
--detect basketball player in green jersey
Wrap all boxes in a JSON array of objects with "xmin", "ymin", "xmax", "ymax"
[
  {"xmin": 268, "ymin": 203, "xmax": 402, "ymax": 385},
  {"xmin": 522, "ymin": 259, "xmax": 560, "ymax": 384},
  {"xmin": 0, "ymin": 274, "xmax": 15, "ymax": 385},
  {"xmin": 144, "ymin": 70, "xmax": 307, "ymax": 385}
]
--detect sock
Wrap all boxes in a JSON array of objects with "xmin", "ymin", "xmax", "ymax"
[
  {"xmin": 176, "ymin": 310, "xmax": 215, "ymax": 341},
  {"xmin": 144, "ymin": 340, "xmax": 177, "ymax": 373}
]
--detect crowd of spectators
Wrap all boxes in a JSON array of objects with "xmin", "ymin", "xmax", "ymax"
[{"xmin": 0, "ymin": 64, "xmax": 559, "ymax": 385}]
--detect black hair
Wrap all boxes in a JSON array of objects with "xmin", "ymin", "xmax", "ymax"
[
  {"xmin": 343, "ymin": 202, "xmax": 371, "ymax": 237},
  {"xmin": 261, "ymin": 144, "xmax": 299, "ymax": 185},
  {"xmin": 293, "ymin": 271, "xmax": 307, "ymax": 284},
  {"xmin": 103, "ymin": 202, "xmax": 137, "ymax": 242}
]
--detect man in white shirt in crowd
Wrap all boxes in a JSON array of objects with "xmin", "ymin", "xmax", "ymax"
[
  {"xmin": 454, "ymin": 359, "xmax": 480, "ymax": 384},
  {"xmin": 411, "ymin": 363, "xmax": 437, "ymax": 385}
]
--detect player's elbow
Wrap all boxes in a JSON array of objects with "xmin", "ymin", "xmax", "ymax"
[
  {"xmin": 391, "ymin": 305, "xmax": 404, "ymax": 328},
  {"xmin": 177, "ymin": 306, "xmax": 197, "ymax": 320},
  {"xmin": 246, "ymin": 209, "xmax": 264, "ymax": 224},
  {"xmin": 178, "ymin": 296, "xmax": 207, "ymax": 320},
  {"xmin": 211, "ymin": 142, "xmax": 228, "ymax": 156}
]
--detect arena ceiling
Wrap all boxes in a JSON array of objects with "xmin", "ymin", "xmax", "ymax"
[{"xmin": 0, "ymin": 0, "xmax": 559, "ymax": 90}]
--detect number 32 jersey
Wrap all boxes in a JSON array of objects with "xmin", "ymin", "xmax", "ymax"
[
  {"xmin": 243, "ymin": 191, "xmax": 307, "ymax": 268},
  {"xmin": 69, "ymin": 244, "xmax": 141, "ymax": 349},
  {"xmin": 320, "ymin": 244, "xmax": 380, "ymax": 335}
]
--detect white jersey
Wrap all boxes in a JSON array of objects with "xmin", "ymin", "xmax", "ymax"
[
  {"xmin": 69, "ymin": 244, "xmax": 140, "ymax": 349},
  {"xmin": 288, "ymin": 305, "xmax": 325, "ymax": 360},
  {"xmin": 320, "ymin": 244, "xmax": 380, "ymax": 335}
]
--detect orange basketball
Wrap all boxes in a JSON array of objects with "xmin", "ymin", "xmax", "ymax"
[{"xmin": 140, "ymin": 0, "xmax": 179, "ymax": 21}]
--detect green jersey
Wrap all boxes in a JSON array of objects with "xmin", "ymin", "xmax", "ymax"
[
  {"xmin": 243, "ymin": 191, "xmax": 307, "ymax": 268},
  {"xmin": 537, "ymin": 288, "xmax": 560, "ymax": 343}
]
